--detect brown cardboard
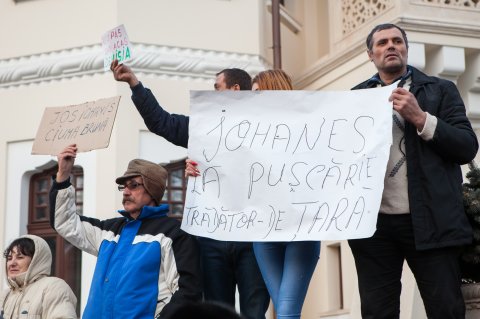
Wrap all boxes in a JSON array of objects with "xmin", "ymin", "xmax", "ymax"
[{"xmin": 31, "ymin": 96, "xmax": 121, "ymax": 155}]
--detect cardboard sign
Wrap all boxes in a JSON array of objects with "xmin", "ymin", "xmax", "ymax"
[
  {"xmin": 101, "ymin": 24, "xmax": 132, "ymax": 71},
  {"xmin": 31, "ymin": 96, "xmax": 121, "ymax": 155},
  {"xmin": 182, "ymin": 85, "xmax": 395, "ymax": 241}
]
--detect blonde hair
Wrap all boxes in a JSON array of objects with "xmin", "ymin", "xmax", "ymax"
[{"xmin": 252, "ymin": 69, "xmax": 293, "ymax": 90}]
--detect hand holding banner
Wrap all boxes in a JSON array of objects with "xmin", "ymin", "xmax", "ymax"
[{"xmin": 182, "ymin": 85, "xmax": 395, "ymax": 241}]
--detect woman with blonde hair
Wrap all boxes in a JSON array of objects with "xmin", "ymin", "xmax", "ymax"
[
  {"xmin": 251, "ymin": 69, "xmax": 293, "ymax": 91},
  {"xmin": 250, "ymin": 69, "xmax": 320, "ymax": 319}
]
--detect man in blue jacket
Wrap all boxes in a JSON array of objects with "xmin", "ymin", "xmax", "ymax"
[
  {"xmin": 111, "ymin": 61, "xmax": 270, "ymax": 319},
  {"xmin": 50, "ymin": 144, "xmax": 202, "ymax": 319},
  {"xmin": 348, "ymin": 23, "xmax": 478, "ymax": 319}
]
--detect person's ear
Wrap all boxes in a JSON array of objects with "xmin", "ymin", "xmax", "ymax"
[
  {"xmin": 231, "ymin": 83, "xmax": 241, "ymax": 91},
  {"xmin": 367, "ymin": 49, "xmax": 373, "ymax": 62}
]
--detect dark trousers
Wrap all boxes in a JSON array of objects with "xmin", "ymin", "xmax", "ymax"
[
  {"xmin": 197, "ymin": 237, "xmax": 270, "ymax": 319},
  {"xmin": 348, "ymin": 214, "xmax": 465, "ymax": 319}
]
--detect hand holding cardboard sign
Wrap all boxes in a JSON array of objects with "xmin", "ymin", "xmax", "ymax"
[{"xmin": 56, "ymin": 144, "xmax": 77, "ymax": 182}]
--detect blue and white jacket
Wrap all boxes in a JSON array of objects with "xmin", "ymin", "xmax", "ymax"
[{"xmin": 49, "ymin": 178, "xmax": 202, "ymax": 319}]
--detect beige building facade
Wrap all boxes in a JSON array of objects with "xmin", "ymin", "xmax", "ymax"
[{"xmin": 1, "ymin": 0, "xmax": 479, "ymax": 318}]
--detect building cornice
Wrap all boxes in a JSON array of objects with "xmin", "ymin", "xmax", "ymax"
[
  {"xmin": 400, "ymin": 17, "xmax": 480, "ymax": 38},
  {"xmin": 0, "ymin": 44, "xmax": 267, "ymax": 88}
]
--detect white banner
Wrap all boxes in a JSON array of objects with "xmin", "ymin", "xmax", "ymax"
[{"xmin": 182, "ymin": 85, "xmax": 394, "ymax": 241}]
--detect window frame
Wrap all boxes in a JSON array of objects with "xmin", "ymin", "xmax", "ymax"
[
  {"xmin": 161, "ymin": 158, "xmax": 188, "ymax": 219},
  {"xmin": 28, "ymin": 165, "xmax": 83, "ymax": 315}
]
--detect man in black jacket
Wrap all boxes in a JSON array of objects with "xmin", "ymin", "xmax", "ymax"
[
  {"xmin": 111, "ymin": 61, "xmax": 269, "ymax": 319},
  {"xmin": 348, "ymin": 23, "xmax": 478, "ymax": 319}
]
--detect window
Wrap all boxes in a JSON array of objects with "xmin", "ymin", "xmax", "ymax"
[
  {"xmin": 161, "ymin": 158, "xmax": 187, "ymax": 219},
  {"xmin": 28, "ymin": 165, "xmax": 83, "ymax": 314}
]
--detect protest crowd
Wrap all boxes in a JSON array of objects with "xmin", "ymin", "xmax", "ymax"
[{"xmin": 1, "ymin": 21, "xmax": 478, "ymax": 319}]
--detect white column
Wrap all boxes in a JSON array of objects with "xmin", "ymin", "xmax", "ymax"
[
  {"xmin": 408, "ymin": 42, "xmax": 426, "ymax": 71},
  {"xmin": 458, "ymin": 50, "xmax": 480, "ymax": 119},
  {"xmin": 425, "ymin": 46, "xmax": 465, "ymax": 84}
]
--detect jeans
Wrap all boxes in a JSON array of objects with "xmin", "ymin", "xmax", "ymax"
[
  {"xmin": 197, "ymin": 237, "xmax": 269, "ymax": 319},
  {"xmin": 253, "ymin": 241, "xmax": 320, "ymax": 319},
  {"xmin": 348, "ymin": 213, "xmax": 465, "ymax": 319}
]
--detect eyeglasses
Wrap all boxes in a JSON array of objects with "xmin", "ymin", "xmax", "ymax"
[{"xmin": 118, "ymin": 181, "xmax": 144, "ymax": 191}]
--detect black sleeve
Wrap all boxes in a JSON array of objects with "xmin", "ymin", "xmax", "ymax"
[
  {"xmin": 159, "ymin": 228, "xmax": 202, "ymax": 318},
  {"xmin": 49, "ymin": 176, "xmax": 72, "ymax": 230},
  {"xmin": 427, "ymin": 81, "xmax": 478, "ymax": 164},
  {"xmin": 131, "ymin": 82, "xmax": 190, "ymax": 148}
]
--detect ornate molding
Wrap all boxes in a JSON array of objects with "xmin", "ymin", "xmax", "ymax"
[
  {"xmin": 411, "ymin": 0, "xmax": 480, "ymax": 10},
  {"xmin": 342, "ymin": 0, "xmax": 395, "ymax": 35},
  {"xmin": 399, "ymin": 16, "xmax": 480, "ymax": 37},
  {"xmin": 0, "ymin": 44, "xmax": 268, "ymax": 88}
]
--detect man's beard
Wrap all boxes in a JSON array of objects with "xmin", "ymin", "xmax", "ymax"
[{"xmin": 383, "ymin": 61, "xmax": 405, "ymax": 75}]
